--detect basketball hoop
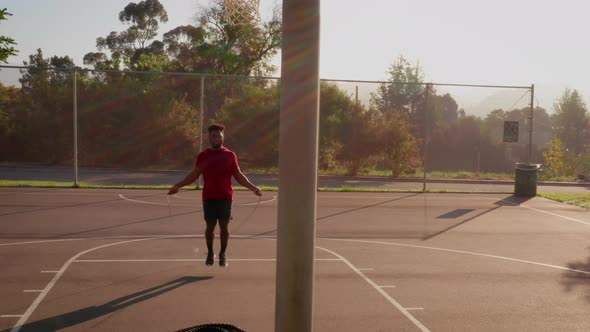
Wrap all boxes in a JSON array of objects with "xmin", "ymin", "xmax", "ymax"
[{"xmin": 223, "ymin": 0, "xmax": 260, "ymax": 25}]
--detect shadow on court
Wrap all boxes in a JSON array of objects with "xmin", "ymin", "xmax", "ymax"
[
  {"xmin": 562, "ymin": 248, "xmax": 590, "ymax": 303},
  {"xmin": 6, "ymin": 276, "xmax": 211, "ymax": 332},
  {"xmin": 422, "ymin": 195, "xmax": 534, "ymax": 240}
]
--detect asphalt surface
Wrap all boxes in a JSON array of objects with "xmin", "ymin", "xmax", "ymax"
[
  {"xmin": 2, "ymin": 165, "xmax": 590, "ymax": 193},
  {"xmin": 1, "ymin": 188, "xmax": 589, "ymax": 331}
]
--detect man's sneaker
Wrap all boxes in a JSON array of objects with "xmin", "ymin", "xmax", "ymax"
[
  {"xmin": 205, "ymin": 252, "xmax": 215, "ymax": 266},
  {"xmin": 219, "ymin": 253, "xmax": 228, "ymax": 267}
]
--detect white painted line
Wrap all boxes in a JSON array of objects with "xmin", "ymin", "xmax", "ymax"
[
  {"xmin": 2, "ymin": 315, "xmax": 23, "ymax": 318},
  {"xmin": 23, "ymin": 290, "xmax": 42, "ymax": 293},
  {"xmin": 73, "ymin": 258, "xmax": 341, "ymax": 263},
  {"xmin": 316, "ymin": 246, "xmax": 430, "ymax": 332},
  {"xmin": 324, "ymin": 238, "xmax": 590, "ymax": 275},
  {"xmin": 358, "ymin": 268, "xmax": 374, "ymax": 271},
  {"xmin": 500, "ymin": 197, "xmax": 590, "ymax": 226},
  {"xmin": 40, "ymin": 271, "xmax": 58, "ymax": 273},
  {"xmin": 379, "ymin": 286, "xmax": 397, "ymax": 288},
  {"xmin": 0, "ymin": 234, "xmax": 275, "ymax": 247},
  {"xmin": 10, "ymin": 237, "xmax": 158, "ymax": 332},
  {"xmin": 405, "ymin": 308, "xmax": 424, "ymax": 311}
]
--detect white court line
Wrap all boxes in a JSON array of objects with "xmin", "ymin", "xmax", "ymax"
[
  {"xmin": 74, "ymin": 258, "xmax": 340, "ymax": 263},
  {"xmin": 503, "ymin": 197, "xmax": 590, "ymax": 227},
  {"xmin": 405, "ymin": 308, "xmax": 424, "ymax": 311},
  {"xmin": 40, "ymin": 271, "xmax": 58, "ymax": 273},
  {"xmin": 0, "ymin": 234, "xmax": 278, "ymax": 247},
  {"xmin": 358, "ymin": 268, "xmax": 374, "ymax": 271},
  {"xmin": 379, "ymin": 286, "xmax": 396, "ymax": 288},
  {"xmin": 4, "ymin": 232, "xmax": 589, "ymax": 277},
  {"xmin": 2, "ymin": 315, "xmax": 23, "ymax": 318},
  {"xmin": 9, "ymin": 237, "xmax": 157, "ymax": 332},
  {"xmin": 323, "ymin": 238, "xmax": 590, "ymax": 276},
  {"xmin": 316, "ymin": 245, "xmax": 430, "ymax": 332},
  {"xmin": 23, "ymin": 290, "xmax": 42, "ymax": 293}
]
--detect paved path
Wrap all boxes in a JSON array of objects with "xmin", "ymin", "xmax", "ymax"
[{"xmin": 2, "ymin": 165, "xmax": 589, "ymax": 193}]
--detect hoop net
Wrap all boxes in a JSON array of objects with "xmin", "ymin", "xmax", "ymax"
[{"xmin": 223, "ymin": 0, "xmax": 261, "ymax": 25}]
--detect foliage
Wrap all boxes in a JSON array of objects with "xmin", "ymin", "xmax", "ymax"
[
  {"xmin": 553, "ymin": 89, "xmax": 589, "ymax": 154},
  {"xmin": 543, "ymin": 136, "xmax": 565, "ymax": 177},
  {"xmin": 0, "ymin": 8, "xmax": 18, "ymax": 63}
]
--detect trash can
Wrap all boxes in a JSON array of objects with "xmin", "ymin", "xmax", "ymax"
[{"xmin": 514, "ymin": 163, "xmax": 541, "ymax": 197}]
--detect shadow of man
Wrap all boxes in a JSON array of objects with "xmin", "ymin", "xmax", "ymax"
[{"xmin": 7, "ymin": 276, "xmax": 212, "ymax": 332}]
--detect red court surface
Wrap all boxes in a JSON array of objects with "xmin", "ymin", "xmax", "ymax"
[{"xmin": 1, "ymin": 188, "xmax": 589, "ymax": 331}]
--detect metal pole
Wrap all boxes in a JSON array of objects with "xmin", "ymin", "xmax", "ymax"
[
  {"xmin": 275, "ymin": 0, "xmax": 320, "ymax": 331},
  {"xmin": 198, "ymin": 76, "xmax": 205, "ymax": 189},
  {"xmin": 422, "ymin": 84, "xmax": 430, "ymax": 192},
  {"xmin": 73, "ymin": 68, "xmax": 79, "ymax": 187},
  {"xmin": 528, "ymin": 84, "xmax": 535, "ymax": 163}
]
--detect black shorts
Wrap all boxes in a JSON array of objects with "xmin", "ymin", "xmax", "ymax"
[{"xmin": 203, "ymin": 199, "xmax": 232, "ymax": 224}]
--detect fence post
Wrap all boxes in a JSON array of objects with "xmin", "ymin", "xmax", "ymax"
[
  {"xmin": 422, "ymin": 83, "xmax": 430, "ymax": 192},
  {"xmin": 528, "ymin": 84, "xmax": 535, "ymax": 163},
  {"xmin": 73, "ymin": 67, "xmax": 79, "ymax": 187},
  {"xmin": 198, "ymin": 75, "xmax": 205, "ymax": 189}
]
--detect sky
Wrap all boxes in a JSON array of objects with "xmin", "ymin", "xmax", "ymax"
[{"xmin": 2, "ymin": 0, "xmax": 590, "ymax": 115}]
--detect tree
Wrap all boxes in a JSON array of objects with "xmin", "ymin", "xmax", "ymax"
[
  {"xmin": 335, "ymin": 105, "xmax": 381, "ymax": 175},
  {"xmin": 0, "ymin": 8, "xmax": 18, "ymax": 63},
  {"xmin": 214, "ymin": 84, "xmax": 280, "ymax": 169},
  {"xmin": 85, "ymin": 0, "xmax": 169, "ymax": 70},
  {"xmin": 379, "ymin": 112, "xmax": 421, "ymax": 177},
  {"xmin": 318, "ymin": 82, "xmax": 357, "ymax": 169},
  {"xmin": 543, "ymin": 136, "xmax": 566, "ymax": 177},
  {"xmin": 371, "ymin": 56, "xmax": 425, "ymax": 115},
  {"xmin": 553, "ymin": 89, "xmax": 589, "ymax": 154},
  {"xmin": 189, "ymin": 0, "xmax": 282, "ymax": 76}
]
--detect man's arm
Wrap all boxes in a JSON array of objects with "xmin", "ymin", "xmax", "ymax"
[
  {"xmin": 232, "ymin": 167, "xmax": 263, "ymax": 196},
  {"xmin": 168, "ymin": 166, "xmax": 202, "ymax": 195}
]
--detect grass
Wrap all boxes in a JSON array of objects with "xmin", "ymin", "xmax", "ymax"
[
  {"xmin": 537, "ymin": 193, "xmax": 590, "ymax": 209},
  {"xmin": 246, "ymin": 167, "xmax": 517, "ymax": 180}
]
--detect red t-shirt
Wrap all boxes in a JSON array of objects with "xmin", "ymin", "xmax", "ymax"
[{"xmin": 196, "ymin": 147, "xmax": 239, "ymax": 201}]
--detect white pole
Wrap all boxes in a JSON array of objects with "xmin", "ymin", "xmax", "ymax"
[
  {"xmin": 275, "ymin": 0, "xmax": 320, "ymax": 331},
  {"xmin": 198, "ymin": 76, "xmax": 204, "ymax": 189},
  {"xmin": 73, "ymin": 68, "xmax": 79, "ymax": 187}
]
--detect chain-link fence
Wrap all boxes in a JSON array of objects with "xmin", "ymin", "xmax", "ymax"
[{"xmin": 1, "ymin": 65, "xmax": 541, "ymax": 190}]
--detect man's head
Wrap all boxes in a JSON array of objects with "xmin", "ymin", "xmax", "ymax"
[{"xmin": 208, "ymin": 123, "xmax": 225, "ymax": 149}]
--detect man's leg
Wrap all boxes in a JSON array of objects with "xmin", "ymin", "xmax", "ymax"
[
  {"xmin": 218, "ymin": 199, "xmax": 232, "ymax": 267},
  {"xmin": 205, "ymin": 220, "xmax": 216, "ymax": 254},
  {"xmin": 219, "ymin": 219, "xmax": 230, "ymax": 255},
  {"xmin": 205, "ymin": 220, "xmax": 216, "ymax": 266}
]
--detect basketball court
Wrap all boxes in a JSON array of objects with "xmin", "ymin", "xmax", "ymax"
[{"xmin": 1, "ymin": 188, "xmax": 589, "ymax": 331}]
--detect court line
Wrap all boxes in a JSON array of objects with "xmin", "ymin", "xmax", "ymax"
[
  {"xmin": 499, "ymin": 197, "xmax": 590, "ymax": 227},
  {"xmin": 9, "ymin": 237, "xmax": 158, "ymax": 332},
  {"xmin": 74, "ymin": 258, "xmax": 341, "ymax": 263},
  {"xmin": 0, "ymin": 234, "xmax": 273, "ymax": 247},
  {"xmin": 3, "ymin": 233, "xmax": 588, "ymax": 276},
  {"xmin": 316, "ymin": 245, "xmax": 430, "ymax": 332},
  {"xmin": 323, "ymin": 238, "xmax": 590, "ymax": 275}
]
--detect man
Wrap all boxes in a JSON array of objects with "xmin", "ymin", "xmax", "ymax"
[{"xmin": 168, "ymin": 123, "xmax": 262, "ymax": 267}]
